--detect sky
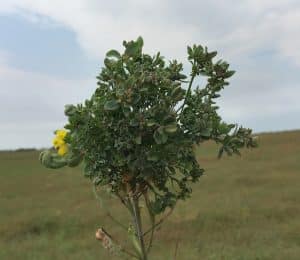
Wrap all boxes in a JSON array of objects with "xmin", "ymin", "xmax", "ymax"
[{"xmin": 0, "ymin": 0, "xmax": 299, "ymax": 149}]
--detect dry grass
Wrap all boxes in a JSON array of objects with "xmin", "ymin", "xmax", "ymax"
[{"xmin": 0, "ymin": 130, "xmax": 299, "ymax": 259}]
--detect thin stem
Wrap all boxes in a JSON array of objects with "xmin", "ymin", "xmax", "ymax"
[
  {"xmin": 176, "ymin": 74, "xmax": 196, "ymax": 115},
  {"xmin": 174, "ymin": 235, "xmax": 180, "ymax": 260},
  {"xmin": 145, "ymin": 181, "xmax": 162, "ymax": 197},
  {"xmin": 93, "ymin": 185, "xmax": 128, "ymax": 231},
  {"xmin": 143, "ymin": 192, "xmax": 155, "ymax": 254},
  {"xmin": 93, "ymin": 186, "xmax": 139, "ymax": 259},
  {"xmin": 115, "ymin": 192, "xmax": 132, "ymax": 212},
  {"xmin": 120, "ymin": 247, "xmax": 140, "ymax": 259},
  {"xmin": 143, "ymin": 206, "xmax": 175, "ymax": 236},
  {"xmin": 130, "ymin": 195, "xmax": 148, "ymax": 260},
  {"xmin": 108, "ymin": 233, "xmax": 139, "ymax": 259}
]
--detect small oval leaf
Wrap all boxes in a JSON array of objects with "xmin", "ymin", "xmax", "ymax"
[
  {"xmin": 106, "ymin": 49, "xmax": 121, "ymax": 59},
  {"xmin": 104, "ymin": 99, "xmax": 120, "ymax": 111},
  {"xmin": 153, "ymin": 127, "xmax": 168, "ymax": 144},
  {"xmin": 146, "ymin": 119, "xmax": 156, "ymax": 127},
  {"xmin": 164, "ymin": 123, "xmax": 178, "ymax": 133}
]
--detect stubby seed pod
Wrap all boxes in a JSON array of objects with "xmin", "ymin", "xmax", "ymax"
[
  {"xmin": 67, "ymin": 152, "xmax": 83, "ymax": 167},
  {"xmin": 39, "ymin": 150, "xmax": 68, "ymax": 169},
  {"xmin": 95, "ymin": 228, "xmax": 105, "ymax": 240},
  {"xmin": 95, "ymin": 228, "xmax": 113, "ymax": 250}
]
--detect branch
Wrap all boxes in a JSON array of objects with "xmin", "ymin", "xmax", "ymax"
[
  {"xmin": 143, "ymin": 205, "xmax": 175, "ymax": 236},
  {"xmin": 145, "ymin": 181, "xmax": 162, "ymax": 197},
  {"xmin": 174, "ymin": 235, "xmax": 180, "ymax": 260},
  {"xmin": 96, "ymin": 227, "xmax": 139, "ymax": 259},
  {"xmin": 93, "ymin": 185, "xmax": 128, "ymax": 231},
  {"xmin": 176, "ymin": 74, "xmax": 196, "ymax": 115},
  {"xmin": 130, "ymin": 195, "xmax": 148, "ymax": 260},
  {"xmin": 115, "ymin": 191, "xmax": 132, "ymax": 211},
  {"xmin": 121, "ymin": 248, "xmax": 140, "ymax": 259},
  {"xmin": 143, "ymin": 192, "xmax": 156, "ymax": 254}
]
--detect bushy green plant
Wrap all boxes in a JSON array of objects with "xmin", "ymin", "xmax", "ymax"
[{"xmin": 40, "ymin": 37, "xmax": 257, "ymax": 259}]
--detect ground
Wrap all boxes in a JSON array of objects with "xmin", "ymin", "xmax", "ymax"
[{"xmin": 0, "ymin": 130, "xmax": 299, "ymax": 259}]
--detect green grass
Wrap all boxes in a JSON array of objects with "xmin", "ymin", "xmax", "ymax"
[{"xmin": 1, "ymin": 130, "xmax": 300, "ymax": 259}]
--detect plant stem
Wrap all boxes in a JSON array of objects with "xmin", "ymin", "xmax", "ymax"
[
  {"xmin": 143, "ymin": 205, "xmax": 175, "ymax": 236},
  {"xmin": 131, "ymin": 196, "xmax": 148, "ymax": 260},
  {"xmin": 143, "ymin": 193, "xmax": 155, "ymax": 254},
  {"xmin": 176, "ymin": 74, "xmax": 196, "ymax": 115},
  {"xmin": 92, "ymin": 185, "xmax": 128, "ymax": 231}
]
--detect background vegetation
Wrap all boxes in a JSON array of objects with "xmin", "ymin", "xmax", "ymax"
[{"xmin": 1, "ymin": 130, "xmax": 299, "ymax": 259}]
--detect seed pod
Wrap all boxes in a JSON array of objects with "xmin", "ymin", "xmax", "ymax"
[
  {"xmin": 39, "ymin": 150, "xmax": 68, "ymax": 169},
  {"xmin": 95, "ymin": 228, "xmax": 113, "ymax": 249},
  {"xmin": 95, "ymin": 228, "xmax": 105, "ymax": 240},
  {"xmin": 67, "ymin": 153, "xmax": 83, "ymax": 167}
]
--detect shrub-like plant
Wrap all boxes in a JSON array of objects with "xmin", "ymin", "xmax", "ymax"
[{"xmin": 40, "ymin": 37, "xmax": 257, "ymax": 259}]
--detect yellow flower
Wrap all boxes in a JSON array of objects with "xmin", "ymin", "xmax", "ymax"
[
  {"xmin": 55, "ymin": 129, "xmax": 67, "ymax": 139},
  {"xmin": 57, "ymin": 144, "xmax": 68, "ymax": 156},
  {"xmin": 52, "ymin": 136, "xmax": 64, "ymax": 148},
  {"xmin": 52, "ymin": 129, "xmax": 68, "ymax": 156}
]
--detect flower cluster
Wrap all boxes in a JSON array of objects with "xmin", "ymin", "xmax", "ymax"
[{"xmin": 52, "ymin": 129, "xmax": 68, "ymax": 156}]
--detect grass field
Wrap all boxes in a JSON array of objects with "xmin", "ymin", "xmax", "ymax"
[{"xmin": 0, "ymin": 130, "xmax": 300, "ymax": 260}]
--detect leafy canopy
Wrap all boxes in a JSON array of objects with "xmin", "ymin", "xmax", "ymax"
[{"xmin": 40, "ymin": 36, "xmax": 257, "ymax": 214}]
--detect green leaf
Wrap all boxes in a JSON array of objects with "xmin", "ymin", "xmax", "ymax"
[
  {"xmin": 147, "ymin": 150, "xmax": 159, "ymax": 161},
  {"xmin": 164, "ymin": 123, "xmax": 178, "ymax": 133},
  {"xmin": 124, "ymin": 36, "xmax": 144, "ymax": 57},
  {"xmin": 171, "ymin": 86, "xmax": 185, "ymax": 101},
  {"xmin": 104, "ymin": 99, "xmax": 120, "ymax": 111},
  {"xmin": 163, "ymin": 115, "xmax": 176, "ymax": 124},
  {"xmin": 67, "ymin": 151, "xmax": 83, "ymax": 167},
  {"xmin": 122, "ymin": 106, "xmax": 131, "ymax": 117},
  {"xmin": 224, "ymin": 70, "xmax": 235, "ymax": 78},
  {"xmin": 208, "ymin": 51, "xmax": 217, "ymax": 59},
  {"xmin": 93, "ymin": 175, "xmax": 110, "ymax": 186},
  {"xmin": 130, "ymin": 119, "xmax": 139, "ymax": 127},
  {"xmin": 106, "ymin": 49, "xmax": 121, "ymax": 59},
  {"xmin": 104, "ymin": 58, "xmax": 115, "ymax": 68},
  {"xmin": 116, "ymin": 88, "xmax": 125, "ymax": 97},
  {"xmin": 64, "ymin": 104, "xmax": 77, "ymax": 116},
  {"xmin": 149, "ymin": 200, "xmax": 163, "ymax": 215},
  {"xmin": 218, "ymin": 123, "xmax": 231, "ymax": 134},
  {"xmin": 132, "ymin": 94, "xmax": 141, "ymax": 104},
  {"xmin": 153, "ymin": 127, "xmax": 168, "ymax": 144},
  {"xmin": 147, "ymin": 154, "xmax": 159, "ymax": 162},
  {"xmin": 200, "ymin": 128, "xmax": 212, "ymax": 137},
  {"xmin": 146, "ymin": 119, "xmax": 156, "ymax": 127},
  {"xmin": 134, "ymin": 135, "xmax": 142, "ymax": 145},
  {"xmin": 187, "ymin": 46, "xmax": 193, "ymax": 56},
  {"xmin": 178, "ymin": 73, "xmax": 187, "ymax": 79}
]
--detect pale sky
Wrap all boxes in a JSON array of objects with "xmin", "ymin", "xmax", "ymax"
[{"xmin": 0, "ymin": 0, "xmax": 299, "ymax": 149}]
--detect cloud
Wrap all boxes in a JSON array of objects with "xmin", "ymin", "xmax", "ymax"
[
  {"xmin": 0, "ymin": 62, "xmax": 94, "ymax": 123},
  {"xmin": 0, "ymin": 0, "xmax": 299, "ymax": 148},
  {"xmin": 1, "ymin": 0, "xmax": 300, "ymax": 64},
  {"xmin": 0, "ymin": 55, "xmax": 94, "ymax": 149},
  {"xmin": 0, "ymin": 50, "xmax": 11, "ymax": 64},
  {"xmin": 219, "ymin": 83, "xmax": 300, "ymax": 120}
]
